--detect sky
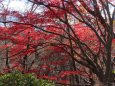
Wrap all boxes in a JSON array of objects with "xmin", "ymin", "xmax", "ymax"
[
  {"xmin": 2, "ymin": 0, "xmax": 30, "ymax": 12},
  {"xmin": 1, "ymin": 0, "xmax": 115, "ymax": 14},
  {"xmin": 1, "ymin": 0, "xmax": 44, "ymax": 14},
  {"xmin": 2, "ymin": 0, "xmax": 114, "ymax": 11}
]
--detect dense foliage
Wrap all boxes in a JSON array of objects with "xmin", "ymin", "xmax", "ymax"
[{"xmin": 0, "ymin": 71, "xmax": 54, "ymax": 86}]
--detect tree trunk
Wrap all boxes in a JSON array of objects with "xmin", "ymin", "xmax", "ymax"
[
  {"xmin": 94, "ymin": 79, "xmax": 105, "ymax": 86},
  {"xmin": 94, "ymin": 78, "xmax": 113, "ymax": 86}
]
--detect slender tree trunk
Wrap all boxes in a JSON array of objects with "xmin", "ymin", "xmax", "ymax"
[{"xmin": 5, "ymin": 40, "xmax": 10, "ymax": 71}]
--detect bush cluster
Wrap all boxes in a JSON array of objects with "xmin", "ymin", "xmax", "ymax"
[{"xmin": 0, "ymin": 71, "xmax": 54, "ymax": 86}]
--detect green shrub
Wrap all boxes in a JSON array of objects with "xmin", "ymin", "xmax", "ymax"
[{"xmin": 0, "ymin": 71, "xmax": 55, "ymax": 86}]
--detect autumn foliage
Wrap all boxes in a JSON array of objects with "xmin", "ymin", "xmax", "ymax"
[{"xmin": 0, "ymin": 0, "xmax": 114, "ymax": 85}]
